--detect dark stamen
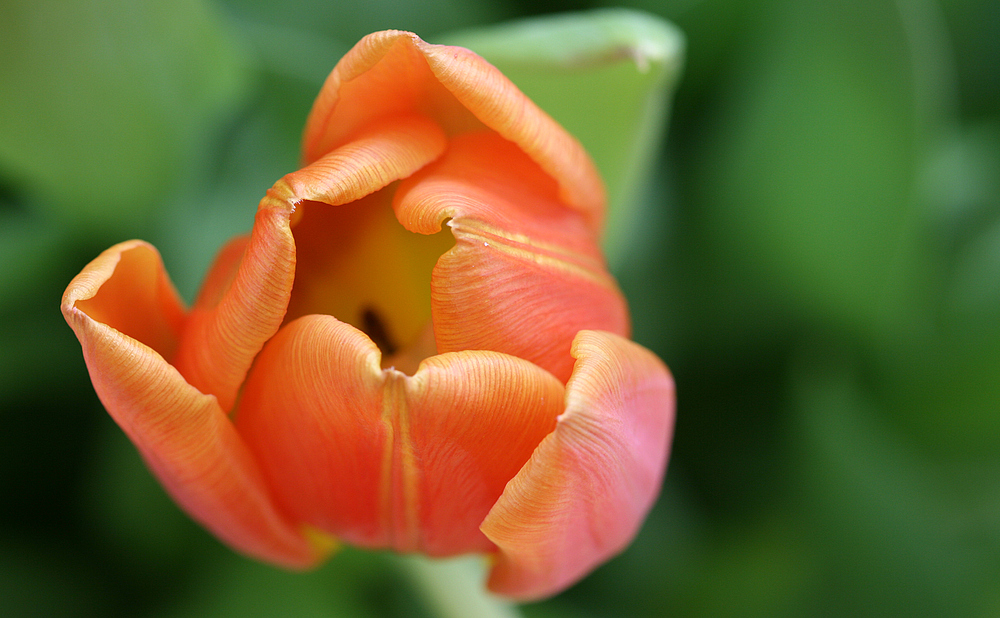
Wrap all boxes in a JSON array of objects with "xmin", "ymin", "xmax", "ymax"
[{"xmin": 361, "ymin": 306, "xmax": 398, "ymax": 356}]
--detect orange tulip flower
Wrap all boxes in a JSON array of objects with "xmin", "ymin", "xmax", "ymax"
[{"xmin": 61, "ymin": 30, "xmax": 675, "ymax": 600}]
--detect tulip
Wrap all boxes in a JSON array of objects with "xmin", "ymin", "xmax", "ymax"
[{"xmin": 61, "ymin": 30, "xmax": 675, "ymax": 600}]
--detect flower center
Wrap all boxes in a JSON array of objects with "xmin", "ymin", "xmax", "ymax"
[
  {"xmin": 360, "ymin": 306, "xmax": 398, "ymax": 356},
  {"xmin": 283, "ymin": 187, "xmax": 453, "ymax": 373}
]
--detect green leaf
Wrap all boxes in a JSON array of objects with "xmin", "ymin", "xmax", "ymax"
[
  {"xmin": 791, "ymin": 358, "xmax": 1000, "ymax": 615},
  {"xmin": 0, "ymin": 0, "xmax": 248, "ymax": 234},
  {"xmin": 151, "ymin": 67, "xmax": 324, "ymax": 302},
  {"xmin": 219, "ymin": 0, "xmax": 512, "ymax": 46},
  {"xmin": 688, "ymin": 0, "xmax": 933, "ymax": 338},
  {"xmin": 441, "ymin": 9, "xmax": 685, "ymax": 268},
  {"xmin": 160, "ymin": 548, "xmax": 419, "ymax": 618},
  {"xmin": 0, "ymin": 213, "xmax": 66, "ymax": 311}
]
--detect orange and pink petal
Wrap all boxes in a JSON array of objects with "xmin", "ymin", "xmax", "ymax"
[
  {"xmin": 235, "ymin": 315, "xmax": 566, "ymax": 557},
  {"xmin": 301, "ymin": 30, "xmax": 604, "ymax": 231},
  {"xmin": 62, "ymin": 242, "xmax": 318, "ymax": 568},
  {"xmin": 172, "ymin": 114, "xmax": 447, "ymax": 411},
  {"xmin": 481, "ymin": 330, "xmax": 675, "ymax": 600},
  {"xmin": 402, "ymin": 350, "xmax": 564, "ymax": 555},
  {"xmin": 394, "ymin": 132, "xmax": 629, "ymax": 382}
]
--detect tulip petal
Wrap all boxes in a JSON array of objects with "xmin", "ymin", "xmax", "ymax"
[
  {"xmin": 235, "ymin": 316, "xmax": 387, "ymax": 550},
  {"xmin": 403, "ymin": 350, "xmax": 564, "ymax": 556},
  {"xmin": 236, "ymin": 315, "xmax": 565, "ymax": 556},
  {"xmin": 394, "ymin": 132, "xmax": 629, "ymax": 382},
  {"xmin": 62, "ymin": 242, "xmax": 318, "ymax": 568},
  {"xmin": 190, "ymin": 233, "xmax": 250, "ymax": 311},
  {"xmin": 481, "ymin": 330, "xmax": 675, "ymax": 600},
  {"xmin": 446, "ymin": 10, "xmax": 686, "ymax": 268},
  {"xmin": 301, "ymin": 30, "xmax": 605, "ymax": 231},
  {"xmin": 66, "ymin": 240, "xmax": 186, "ymax": 361},
  {"xmin": 172, "ymin": 114, "xmax": 446, "ymax": 410}
]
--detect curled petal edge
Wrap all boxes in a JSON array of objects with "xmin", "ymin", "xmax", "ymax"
[
  {"xmin": 62, "ymin": 241, "xmax": 321, "ymax": 568},
  {"xmin": 481, "ymin": 330, "xmax": 675, "ymax": 600},
  {"xmin": 393, "ymin": 131, "xmax": 629, "ymax": 382},
  {"xmin": 302, "ymin": 30, "xmax": 605, "ymax": 231},
  {"xmin": 171, "ymin": 113, "xmax": 447, "ymax": 412}
]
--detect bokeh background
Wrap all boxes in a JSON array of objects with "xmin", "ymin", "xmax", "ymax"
[{"xmin": 2, "ymin": 0, "xmax": 998, "ymax": 616}]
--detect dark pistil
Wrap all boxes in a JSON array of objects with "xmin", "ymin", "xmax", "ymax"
[{"xmin": 361, "ymin": 306, "xmax": 398, "ymax": 356}]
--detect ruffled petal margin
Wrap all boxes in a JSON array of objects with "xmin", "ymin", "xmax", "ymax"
[
  {"xmin": 395, "ymin": 131, "xmax": 628, "ymax": 382},
  {"xmin": 481, "ymin": 330, "xmax": 675, "ymax": 600},
  {"xmin": 172, "ymin": 114, "xmax": 446, "ymax": 412},
  {"xmin": 301, "ymin": 30, "xmax": 605, "ymax": 231},
  {"xmin": 61, "ymin": 242, "xmax": 318, "ymax": 568},
  {"xmin": 404, "ymin": 349, "xmax": 564, "ymax": 556}
]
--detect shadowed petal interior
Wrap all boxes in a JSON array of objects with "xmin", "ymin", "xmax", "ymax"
[
  {"xmin": 70, "ymin": 240, "xmax": 185, "ymax": 361},
  {"xmin": 172, "ymin": 114, "xmax": 447, "ymax": 410}
]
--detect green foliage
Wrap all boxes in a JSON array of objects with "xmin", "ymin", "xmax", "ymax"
[{"xmin": 0, "ymin": 0, "xmax": 248, "ymax": 234}]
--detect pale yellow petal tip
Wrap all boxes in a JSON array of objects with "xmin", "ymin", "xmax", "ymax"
[{"xmin": 301, "ymin": 524, "xmax": 341, "ymax": 561}]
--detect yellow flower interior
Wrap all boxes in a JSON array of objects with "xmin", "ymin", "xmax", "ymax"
[{"xmin": 283, "ymin": 187, "xmax": 453, "ymax": 372}]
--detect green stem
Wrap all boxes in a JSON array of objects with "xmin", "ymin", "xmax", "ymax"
[{"xmin": 395, "ymin": 554, "xmax": 523, "ymax": 618}]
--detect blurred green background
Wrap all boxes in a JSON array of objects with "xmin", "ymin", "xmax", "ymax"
[{"xmin": 2, "ymin": 0, "xmax": 998, "ymax": 616}]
